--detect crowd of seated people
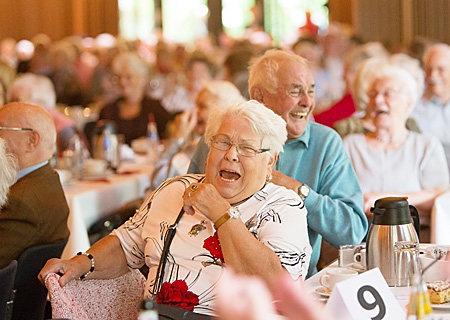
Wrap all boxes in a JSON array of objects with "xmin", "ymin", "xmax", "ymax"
[{"xmin": 1, "ymin": 28, "xmax": 450, "ymax": 319}]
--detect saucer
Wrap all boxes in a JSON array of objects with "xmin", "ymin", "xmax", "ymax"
[
  {"xmin": 82, "ymin": 170, "xmax": 113, "ymax": 180},
  {"xmin": 432, "ymin": 302, "xmax": 450, "ymax": 310},
  {"xmin": 315, "ymin": 287, "xmax": 331, "ymax": 297}
]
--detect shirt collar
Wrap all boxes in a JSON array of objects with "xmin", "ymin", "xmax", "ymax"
[
  {"xmin": 286, "ymin": 123, "xmax": 310, "ymax": 148},
  {"xmin": 18, "ymin": 161, "xmax": 48, "ymax": 179}
]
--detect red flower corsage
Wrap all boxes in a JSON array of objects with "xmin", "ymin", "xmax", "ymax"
[
  {"xmin": 203, "ymin": 231, "xmax": 224, "ymax": 263},
  {"xmin": 156, "ymin": 280, "xmax": 199, "ymax": 311}
]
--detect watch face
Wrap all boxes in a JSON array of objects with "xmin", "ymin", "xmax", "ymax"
[
  {"xmin": 301, "ymin": 185, "xmax": 310, "ymax": 196},
  {"xmin": 228, "ymin": 207, "xmax": 240, "ymax": 219}
]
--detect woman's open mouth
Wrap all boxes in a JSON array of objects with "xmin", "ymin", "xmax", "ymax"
[{"xmin": 219, "ymin": 170, "xmax": 241, "ymax": 182}]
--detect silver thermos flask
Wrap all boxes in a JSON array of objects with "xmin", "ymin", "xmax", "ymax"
[{"xmin": 366, "ymin": 197, "xmax": 420, "ymax": 286}]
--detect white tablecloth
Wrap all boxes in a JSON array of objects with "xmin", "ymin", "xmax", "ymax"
[
  {"xmin": 61, "ymin": 161, "xmax": 153, "ymax": 259},
  {"xmin": 432, "ymin": 190, "xmax": 450, "ymax": 245},
  {"xmin": 305, "ymin": 261, "xmax": 450, "ymax": 318}
]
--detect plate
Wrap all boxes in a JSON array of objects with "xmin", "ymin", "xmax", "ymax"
[
  {"xmin": 432, "ymin": 302, "xmax": 450, "ymax": 310},
  {"xmin": 315, "ymin": 287, "xmax": 331, "ymax": 297}
]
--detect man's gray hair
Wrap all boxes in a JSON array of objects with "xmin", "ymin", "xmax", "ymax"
[{"xmin": 248, "ymin": 49, "xmax": 310, "ymax": 95}]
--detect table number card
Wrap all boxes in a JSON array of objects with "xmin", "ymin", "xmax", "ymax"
[{"xmin": 324, "ymin": 268, "xmax": 406, "ymax": 320}]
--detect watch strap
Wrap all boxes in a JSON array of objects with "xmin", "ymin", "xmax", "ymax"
[{"xmin": 214, "ymin": 212, "xmax": 230, "ymax": 230}]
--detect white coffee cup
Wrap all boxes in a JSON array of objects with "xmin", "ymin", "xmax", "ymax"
[
  {"xmin": 319, "ymin": 268, "xmax": 358, "ymax": 291},
  {"xmin": 83, "ymin": 159, "xmax": 107, "ymax": 175},
  {"xmin": 353, "ymin": 249, "xmax": 366, "ymax": 267}
]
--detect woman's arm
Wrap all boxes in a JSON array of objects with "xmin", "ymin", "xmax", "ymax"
[
  {"xmin": 39, "ymin": 234, "xmax": 129, "ymax": 287},
  {"xmin": 183, "ymin": 183, "xmax": 309, "ymax": 289}
]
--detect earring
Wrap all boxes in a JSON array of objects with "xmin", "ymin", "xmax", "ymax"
[{"xmin": 266, "ymin": 174, "xmax": 272, "ymax": 183}]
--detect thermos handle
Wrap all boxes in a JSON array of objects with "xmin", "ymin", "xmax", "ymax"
[{"xmin": 409, "ymin": 205, "xmax": 420, "ymax": 238}]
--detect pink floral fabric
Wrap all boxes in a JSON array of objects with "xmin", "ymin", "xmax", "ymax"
[{"xmin": 45, "ymin": 269, "xmax": 146, "ymax": 320}]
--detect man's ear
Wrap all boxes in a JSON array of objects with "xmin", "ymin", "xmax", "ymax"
[
  {"xmin": 26, "ymin": 130, "xmax": 40, "ymax": 151},
  {"xmin": 250, "ymin": 87, "xmax": 263, "ymax": 103}
]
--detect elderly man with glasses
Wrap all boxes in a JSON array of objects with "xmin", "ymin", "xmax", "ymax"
[{"xmin": 0, "ymin": 101, "xmax": 69, "ymax": 269}]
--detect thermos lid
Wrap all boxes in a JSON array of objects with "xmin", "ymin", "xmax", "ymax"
[{"xmin": 371, "ymin": 197, "xmax": 413, "ymax": 225}]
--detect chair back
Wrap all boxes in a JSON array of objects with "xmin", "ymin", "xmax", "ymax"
[
  {"xmin": 0, "ymin": 260, "xmax": 17, "ymax": 320},
  {"xmin": 11, "ymin": 239, "xmax": 67, "ymax": 320}
]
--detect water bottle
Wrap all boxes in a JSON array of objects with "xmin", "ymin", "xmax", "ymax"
[{"xmin": 147, "ymin": 114, "xmax": 160, "ymax": 164}]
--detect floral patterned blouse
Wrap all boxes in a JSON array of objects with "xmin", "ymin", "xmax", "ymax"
[{"xmin": 113, "ymin": 174, "xmax": 311, "ymax": 316}]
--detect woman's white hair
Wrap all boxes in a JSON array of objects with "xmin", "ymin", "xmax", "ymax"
[
  {"xmin": 354, "ymin": 56, "xmax": 423, "ymax": 111},
  {"xmin": 9, "ymin": 73, "xmax": 56, "ymax": 109},
  {"xmin": 0, "ymin": 138, "xmax": 18, "ymax": 208},
  {"xmin": 205, "ymin": 100, "xmax": 287, "ymax": 156},
  {"xmin": 112, "ymin": 51, "xmax": 149, "ymax": 78}
]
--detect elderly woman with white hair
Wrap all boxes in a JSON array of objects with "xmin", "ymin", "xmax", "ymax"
[
  {"xmin": 343, "ymin": 57, "xmax": 449, "ymax": 231},
  {"xmin": 40, "ymin": 100, "xmax": 312, "ymax": 318},
  {"xmin": 0, "ymin": 138, "xmax": 17, "ymax": 208}
]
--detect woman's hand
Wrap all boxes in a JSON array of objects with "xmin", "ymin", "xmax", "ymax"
[
  {"xmin": 168, "ymin": 109, "xmax": 198, "ymax": 140},
  {"xmin": 38, "ymin": 255, "xmax": 91, "ymax": 287},
  {"xmin": 182, "ymin": 182, "xmax": 230, "ymax": 222},
  {"xmin": 38, "ymin": 235, "xmax": 129, "ymax": 288}
]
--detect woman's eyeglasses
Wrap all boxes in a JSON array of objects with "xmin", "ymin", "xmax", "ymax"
[{"xmin": 210, "ymin": 134, "xmax": 269, "ymax": 157}]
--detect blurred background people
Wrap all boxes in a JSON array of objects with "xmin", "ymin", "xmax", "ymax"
[
  {"xmin": 0, "ymin": 37, "xmax": 18, "ymax": 69},
  {"xmin": 343, "ymin": 57, "xmax": 449, "ymax": 241},
  {"xmin": 160, "ymin": 51, "xmax": 218, "ymax": 113},
  {"xmin": 97, "ymin": 51, "xmax": 171, "ymax": 146},
  {"xmin": 0, "ymin": 102, "xmax": 69, "ymax": 269},
  {"xmin": 49, "ymin": 39, "xmax": 85, "ymax": 106},
  {"xmin": 8, "ymin": 72, "xmax": 89, "ymax": 157},
  {"xmin": 314, "ymin": 42, "xmax": 389, "ymax": 129},
  {"xmin": 412, "ymin": 43, "xmax": 450, "ymax": 177},
  {"xmin": 222, "ymin": 41, "xmax": 259, "ymax": 100},
  {"xmin": 89, "ymin": 33, "xmax": 121, "ymax": 108}
]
